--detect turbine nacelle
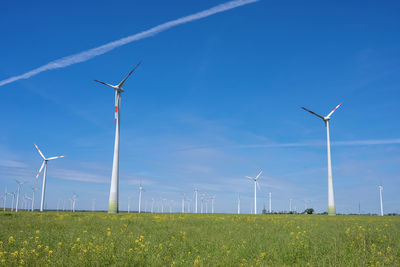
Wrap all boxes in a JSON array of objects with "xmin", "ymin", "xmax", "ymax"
[
  {"xmin": 94, "ymin": 61, "xmax": 141, "ymax": 93},
  {"xmin": 302, "ymin": 102, "xmax": 342, "ymax": 122}
]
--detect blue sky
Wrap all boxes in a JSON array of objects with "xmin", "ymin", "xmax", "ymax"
[{"xmin": 0, "ymin": 0, "xmax": 399, "ymax": 214}]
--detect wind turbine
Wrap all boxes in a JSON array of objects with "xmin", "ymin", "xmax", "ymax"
[
  {"xmin": 15, "ymin": 180, "xmax": 26, "ymax": 212},
  {"xmin": 181, "ymin": 193, "xmax": 185, "ymax": 213},
  {"xmin": 9, "ymin": 192, "xmax": 15, "ymax": 212},
  {"xmin": 194, "ymin": 188, "xmax": 198, "ymax": 214},
  {"xmin": 246, "ymin": 171, "xmax": 262, "ymax": 214},
  {"xmin": 138, "ymin": 183, "xmax": 143, "ymax": 213},
  {"xmin": 94, "ymin": 61, "xmax": 142, "ymax": 214},
  {"xmin": 237, "ymin": 195, "xmax": 240, "ymax": 214},
  {"xmin": 31, "ymin": 187, "xmax": 39, "ymax": 212},
  {"xmin": 2, "ymin": 188, "xmax": 8, "ymax": 211},
  {"xmin": 269, "ymin": 192, "xmax": 272, "ymax": 213},
  {"xmin": 211, "ymin": 195, "xmax": 215, "ymax": 214},
  {"xmin": 34, "ymin": 144, "xmax": 65, "ymax": 212},
  {"xmin": 127, "ymin": 196, "xmax": 131, "ymax": 213},
  {"xmin": 72, "ymin": 193, "xmax": 78, "ymax": 212},
  {"xmin": 302, "ymin": 102, "xmax": 342, "ymax": 216},
  {"xmin": 378, "ymin": 185, "xmax": 384, "ymax": 216},
  {"xmin": 92, "ymin": 199, "xmax": 96, "ymax": 212},
  {"xmin": 289, "ymin": 198, "xmax": 292, "ymax": 213}
]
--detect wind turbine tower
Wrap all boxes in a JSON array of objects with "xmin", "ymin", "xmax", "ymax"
[
  {"xmin": 289, "ymin": 198, "xmax": 292, "ymax": 212},
  {"xmin": 138, "ymin": 183, "xmax": 143, "ymax": 213},
  {"xmin": 15, "ymin": 180, "xmax": 26, "ymax": 212},
  {"xmin": 194, "ymin": 188, "xmax": 198, "ymax": 214},
  {"xmin": 94, "ymin": 61, "xmax": 141, "ymax": 213},
  {"xmin": 246, "ymin": 171, "xmax": 262, "ymax": 214},
  {"xmin": 181, "ymin": 194, "xmax": 185, "ymax": 213},
  {"xmin": 2, "ymin": 188, "xmax": 7, "ymax": 211},
  {"xmin": 72, "ymin": 193, "xmax": 78, "ymax": 212},
  {"xmin": 211, "ymin": 195, "xmax": 215, "ymax": 214},
  {"xmin": 127, "ymin": 196, "xmax": 131, "ymax": 213},
  {"xmin": 269, "ymin": 192, "xmax": 272, "ymax": 213},
  {"xmin": 302, "ymin": 102, "xmax": 342, "ymax": 216},
  {"xmin": 237, "ymin": 195, "xmax": 240, "ymax": 214},
  {"xmin": 31, "ymin": 187, "xmax": 39, "ymax": 212},
  {"xmin": 379, "ymin": 185, "xmax": 384, "ymax": 216}
]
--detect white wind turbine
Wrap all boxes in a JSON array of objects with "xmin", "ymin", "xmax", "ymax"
[
  {"xmin": 269, "ymin": 192, "xmax": 272, "ymax": 213},
  {"xmin": 15, "ymin": 180, "xmax": 26, "ymax": 212},
  {"xmin": 378, "ymin": 185, "xmax": 384, "ymax": 216},
  {"xmin": 138, "ymin": 183, "xmax": 143, "ymax": 213},
  {"xmin": 246, "ymin": 171, "xmax": 262, "ymax": 214},
  {"xmin": 94, "ymin": 61, "xmax": 142, "ymax": 214},
  {"xmin": 194, "ymin": 188, "xmax": 198, "ymax": 214},
  {"xmin": 211, "ymin": 195, "xmax": 215, "ymax": 214},
  {"xmin": 34, "ymin": 144, "xmax": 66, "ymax": 212},
  {"xmin": 72, "ymin": 193, "xmax": 78, "ymax": 212},
  {"xmin": 2, "ymin": 188, "xmax": 8, "ymax": 211},
  {"xmin": 181, "ymin": 193, "xmax": 185, "ymax": 213},
  {"xmin": 237, "ymin": 195, "xmax": 240, "ymax": 214},
  {"xmin": 31, "ymin": 187, "xmax": 39, "ymax": 212},
  {"xmin": 302, "ymin": 102, "xmax": 342, "ymax": 216},
  {"xmin": 8, "ymin": 192, "xmax": 15, "ymax": 212},
  {"xmin": 127, "ymin": 196, "xmax": 131, "ymax": 213}
]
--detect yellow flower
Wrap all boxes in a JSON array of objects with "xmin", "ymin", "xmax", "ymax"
[
  {"xmin": 107, "ymin": 231, "xmax": 111, "ymax": 236},
  {"xmin": 8, "ymin": 236, "xmax": 15, "ymax": 244},
  {"xmin": 49, "ymin": 250, "xmax": 53, "ymax": 255},
  {"xmin": 58, "ymin": 242, "xmax": 62, "ymax": 247},
  {"xmin": 76, "ymin": 237, "xmax": 81, "ymax": 242},
  {"xmin": 36, "ymin": 230, "xmax": 40, "ymax": 234}
]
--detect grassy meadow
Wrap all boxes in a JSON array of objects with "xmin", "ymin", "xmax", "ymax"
[{"xmin": 0, "ymin": 212, "xmax": 399, "ymax": 266}]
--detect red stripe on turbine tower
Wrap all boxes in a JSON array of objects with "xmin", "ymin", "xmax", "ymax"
[
  {"xmin": 115, "ymin": 106, "xmax": 118, "ymax": 113},
  {"xmin": 115, "ymin": 118, "xmax": 117, "ymax": 125}
]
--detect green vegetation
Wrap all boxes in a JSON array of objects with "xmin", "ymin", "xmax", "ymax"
[{"xmin": 1, "ymin": 212, "xmax": 399, "ymax": 266}]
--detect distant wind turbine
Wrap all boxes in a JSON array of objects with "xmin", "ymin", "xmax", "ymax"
[
  {"xmin": 302, "ymin": 102, "xmax": 342, "ymax": 216},
  {"xmin": 246, "ymin": 171, "xmax": 262, "ymax": 214},
  {"xmin": 94, "ymin": 61, "xmax": 141, "ymax": 213},
  {"xmin": 15, "ymin": 180, "xmax": 26, "ymax": 212},
  {"xmin": 31, "ymin": 187, "xmax": 39, "ymax": 212},
  {"xmin": 34, "ymin": 144, "xmax": 66, "ymax": 212},
  {"xmin": 138, "ymin": 183, "xmax": 143, "ymax": 213},
  {"xmin": 379, "ymin": 185, "xmax": 384, "ymax": 216},
  {"xmin": 237, "ymin": 195, "xmax": 240, "ymax": 214},
  {"xmin": 269, "ymin": 192, "xmax": 272, "ymax": 213},
  {"xmin": 194, "ymin": 188, "xmax": 198, "ymax": 214}
]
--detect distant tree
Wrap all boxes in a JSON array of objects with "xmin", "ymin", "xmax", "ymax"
[
  {"xmin": 262, "ymin": 208, "xmax": 267, "ymax": 214},
  {"xmin": 304, "ymin": 208, "xmax": 314, "ymax": 214}
]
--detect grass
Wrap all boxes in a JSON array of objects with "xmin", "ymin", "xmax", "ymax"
[{"xmin": 1, "ymin": 212, "xmax": 399, "ymax": 266}]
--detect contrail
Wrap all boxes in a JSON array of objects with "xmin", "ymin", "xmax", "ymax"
[{"xmin": 0, "ymin": 0, "xmax": 258, "ymax": 87}]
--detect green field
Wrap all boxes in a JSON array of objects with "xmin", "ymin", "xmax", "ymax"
[{"xmin": 1, "ymin": 212, "xmax": 399, "ymax": 266}]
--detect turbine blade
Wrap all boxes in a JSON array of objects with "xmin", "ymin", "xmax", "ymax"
[
  {"xmin": 326, "ymin": 102, "xmax": 342, "ymax": 118},
  {"xmin": 256, "ymin": 171, "xmax": 262, "ymax": 179},
  {"xmin": 301, "ymin": 107, "xmax": 325, "ymax": 120},
  {"xmin": 256, "ymin": 181, "xmax": 261, "ymax": 191},
  {"xmin": 47, "ymin": 155, "xmax": 66, "ymax": 160},
  {"xmin": 245, "ymin": 176, "xmax": 254, "ymax": 181},
  {"xmin": 94, "ymin": 80, "xmax": 115, "ymax": 88},
  {"xmin": 34, "ymin": 144, "xmax": 45, "ymax": 159},
  {"xmin": 117, "ymin": 61, "xmax": 142, "ymax": 88},
  {"xmin": 35, "ymin": 161, "xmax": 45, "ymax": 180}
]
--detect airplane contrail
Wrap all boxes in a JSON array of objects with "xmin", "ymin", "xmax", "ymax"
[{"xmin": 0, "ymin": 0, "xmax": 259, "ymax": 87}]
